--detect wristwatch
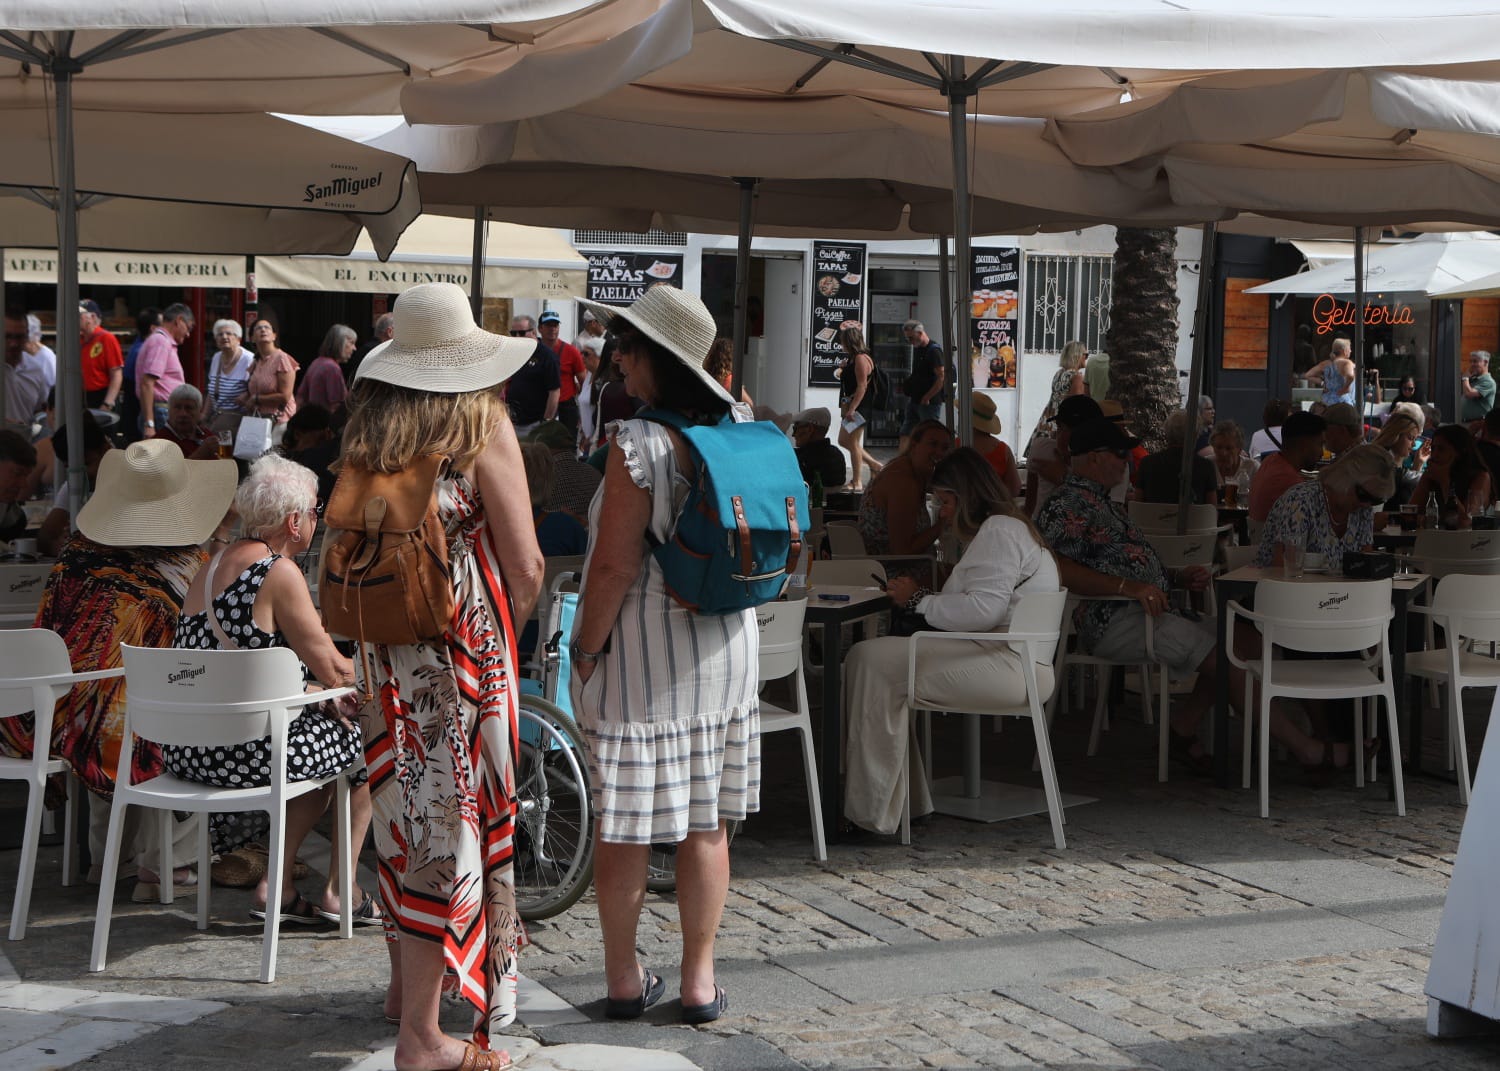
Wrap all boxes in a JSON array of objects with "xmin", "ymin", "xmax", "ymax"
[{"xmin": 144, "ymin": 420, "xmax": 155, "ymax": 428}]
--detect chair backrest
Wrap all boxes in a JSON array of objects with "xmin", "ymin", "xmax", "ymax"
[
  {"xmin": 1431, "ymin": 573, "xmax": 1500, "ymax": 646},
  {"xmin": 120, "ymin": 644, "xmax": 308, "ymax": 749},
  {"xmin": 825, "ymin": 522, "xmax": 867, "ymax": 557},
  {"xmin": 756, "ymin": 597, "xmax": 807, "ymax": 683},
  {"xmin": 810, "ymin": 558, "xmax": 886, "ymax": 587},
  {"xmin": 1006, "ymin": 589, "xmax": 1067, "ymax": 667},
  {"xmin": 0, "ymin": 562, "xmax": 51, "ymax": 623},
  {"xmin": 1413, "ymin": 529, "xmax": 1500, "ymax": 579},
  {"xmin": 1223, "ymin": 544, "xmax": 1259, "ymax": 571},
  {"xmin": 534, "ymin": 555, "xmax": 586, "ymax": 618},
  {"xmin": 1145, "ymin": 533, "xmax": 1215, "ymax": 569},
  {"xmin": 1250, "ymin": 579, "xmax": 1393, "ymax": 654},
  {"xmin": 0, "ymin": 628, "xmax": 72, "ymax": 720},
  {"xmin": 1128, "ymin": 501, "xmax": 1219, "ymax": 534}
]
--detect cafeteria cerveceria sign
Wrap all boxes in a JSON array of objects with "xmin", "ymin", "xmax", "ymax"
[
  {"xmin": 1311, "ymin": 292, "xmax": 1416, "ymax": 335},
  {"xmin": 5, "ymin": 250, "xmax": 244, "ymax": 287}
]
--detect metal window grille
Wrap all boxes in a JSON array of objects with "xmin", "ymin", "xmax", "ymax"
[
  {"xmin": 1024, "ymin": 253, "xmax": 1112, "ymax": 355},
  {"xmin": 572, "ymin": 229, "xmax": 688, "ymax": 247}
]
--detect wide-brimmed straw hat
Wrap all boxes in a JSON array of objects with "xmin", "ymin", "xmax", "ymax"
[
  {"xmin": 354, "ymin": 282, "xmax": 534, "ymax": 393},
  {"xmin": 970, "ymin": 391, "xmax": 1002, "ymax": 435},
  {"xmin": 77, "ymin": 440, "xmax": 237, "ymax": 547},
  {"xmin": 578, "ymin": 287, "xmax": 733, "ymax": 405}
]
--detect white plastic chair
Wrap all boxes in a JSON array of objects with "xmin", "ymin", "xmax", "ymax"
[
  {"xmin": 0, "ymin": 629, "xmax": 121, "ymax": 940},
  {"xmin": 1226, "ymin": 579, "xmax": 1405, "ymax": 820},
  {"xmin": 902, "ymin": 589, "xmax": 1068, "ymax": 848},
  {"xmin": 754, "ymin": 598, "xmax": 825, "ymax": 861},
  {"xmin": 1412, "ymin": 530, "xmax": 1500, "ymax": 580},
  {"xmin": 0, "ymin": 562, "xmax": 52, "ymax": 628},
  {"xmin": 1405, "ymin": 574, "xmax": 1500, "ymax": 805},
  {"xmin": 1223, "ymin": 544, "xmax": 1260, "ymax": 572},
  {"xmin": 1128, "ymin": 502, "xmax": 1221, "ymax": 534},
  {"xmin": 825, "ymin": 522, "xmax": 867, "ymax": 558},
  {"xmin": 1146, "ymin": 532, "xmax": 1219, "ymax": 617},
  {"xmin": 91, "ymin": 645, "xmax": 357, "ymax": 983}
]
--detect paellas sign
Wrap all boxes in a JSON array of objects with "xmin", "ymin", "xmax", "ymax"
[
  {"xmin": 585, "ymin": 252, "xmax": 683, "ymax": 305},
  {"xmin": 808, "ymin": 240, "xmax": 867, "ymax": 388},
  {"xmin": 1311, "ymin": 293, "xmax": 1415, "ymax": 335}
]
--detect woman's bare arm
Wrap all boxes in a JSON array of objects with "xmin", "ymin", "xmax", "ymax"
[
  {"xmin": 571, "ymin": 442, "xmax": 651, "ymax": 672},
  {"xmin": 475, "ymin": 418, "xmax": 546, "ymax": 624},
  {"xmin": 264, "ymin": 559, "xmax": 353, "ymax": 688}
]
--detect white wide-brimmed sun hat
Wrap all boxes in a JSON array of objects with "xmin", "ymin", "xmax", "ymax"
[
  {"xmin": 579, "ymin": 287, "xmax": 733, "ymax": 405},
  {"xmin": 77, "ymin": 439, "xmax": 238, "ymax": 547},
  {"xmin": 354, "ymin": 282, "xmax": 535, "ymax": 393}
]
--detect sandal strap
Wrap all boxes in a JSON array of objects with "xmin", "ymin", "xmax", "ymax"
[{"xmin": 458, "ymin": 1042, "xmax": 511, "ymax": 1071}]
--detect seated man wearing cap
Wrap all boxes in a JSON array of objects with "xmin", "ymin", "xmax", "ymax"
[
  {"xmin": 1321, "ymin": 402, "xmax": 1365, "ymax": 461},
  {"xmin": 1025, "ymin": 396, "xmax": 1130, "ymax": 516},
  {"xmin": 790, "ymin": 407, "xmax": 847, "ymax": 491},
  {"xmin": 525, "ymin": 419, "xmax": 601, "ymax": 519},
  {"xmin": 1248, "ymin": 411, "xmax": 1327, "ymax": 532},
  {"xmin": 1037, "ymin": 419, "xmax": 1338, "ymax": 772}
]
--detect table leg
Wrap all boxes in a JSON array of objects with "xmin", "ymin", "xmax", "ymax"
[
  {"xmin": 818, "ymin": 619, "xmax": 843, "ymax": 845},
  {"xmin": 1393, "ymin": 594, "xmax": 1420, "ymax": 780}
]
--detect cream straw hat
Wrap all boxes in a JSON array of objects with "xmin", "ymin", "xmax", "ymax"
[
  {"xmin": 354, "ymin": 282, "xmax": 534, "ymax": 393},
  {"xmin": 77, "ymin": 440, "xmax": 238, "ymax": 547},
  {"xmin": 970, "ymin": 391, "xmax": 1003, "ymax": 435},
  {"xmin": 578, "ymin": 287, "xmax": 733, "ymax": 405}
]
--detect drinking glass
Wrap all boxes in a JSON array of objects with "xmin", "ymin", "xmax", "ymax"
[
  {"xmin": 217, "ymin": 429, "xmax": 235, "ymax": 459},
  {"xmin": 1282, "ymin": 543, "xmax": 1306, "ymax": 580}
]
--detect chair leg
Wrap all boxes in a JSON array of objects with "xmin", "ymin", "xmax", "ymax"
[
  {"xmin": 1087, "ymin": 674, "xmax": 1107, "ymax": 757},
  {"xmin": 796, "ymin": 722, "xmax": 827, "ymax": 861},
  {"xmin": 261, "ymin": 804, "xmax": 285, "ymax": 984},
  {"xmin": 8, "ymin": 776, "xmax": 47, "ymax": 941},
  {"xmin": 1383, "ymin": 688, "xmax": 1407, "ymax": 817},
  {"xmin": 1139, "ymin": 665, "xmax": 1154, "ymax": 725},
  {"xmin": 61, "ymin": 772, "xmax": 78, "ymax": 889},
  {"xmin": 1030, "ymin": 711, "xmax": 1066, "ymax": 850},
  {"xmin": 1241, "ymin": 675, "xmax": 1254, "ymax": 790},
  {"xmin": 336, "ymin": 776, "xmax": 354, "ymax": 939},
  {"xmin": 1156, "ymin": 666, "xmax": 1170, "ymax": 783},
  {"xmin": 1259, "ymin": 687, "xmax": 1274, "ymax": 819},
  {"xmin": 157, "ymin": 809, "xmax": 172, "ymax": 904},
  {"xmin": 196, "ymin": 811, "xmax": 212, "ymax": 930},
  {"xmin": 90, "ymin": 800, "xmax": 130, "ymax": 972},
  {"xmin": 1451, "ymin": 683, "xmax": 1472, "ymax": 805},
  {"xmin": 1353, "ymin": 701, "xmax": 1365, "ymax": 790}
]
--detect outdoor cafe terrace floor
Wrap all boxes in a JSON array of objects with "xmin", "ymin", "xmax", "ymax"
[{"xmin": 3, "ymin": 678, "xmax": 1500, "ymax": 1071}]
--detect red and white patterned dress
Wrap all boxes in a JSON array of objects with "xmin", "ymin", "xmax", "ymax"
[{"xmin": 361, "ymin": 473, "xmax": 523, "ymax": 1046}]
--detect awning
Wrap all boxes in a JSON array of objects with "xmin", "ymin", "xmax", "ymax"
[
  {"xmin": 1288, "ymin": 240, "xmax": 1356, "ymax": 270},
  {"xmin": 256, "ymin": 216, "xmax": 585, "ymax": 299},
  {"xmin": 4, "ymin": 247, "xmax": 245, "ymax": 287}
]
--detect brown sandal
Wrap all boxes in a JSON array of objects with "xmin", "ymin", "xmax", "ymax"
[{"xmin": 456, "ymin": 1042, "xmax": 511, "ymax": 1071}]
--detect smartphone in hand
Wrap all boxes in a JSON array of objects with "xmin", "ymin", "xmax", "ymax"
[{"xmin": 870, "ymin": 572, "xmax": 887, "ymax": 591}]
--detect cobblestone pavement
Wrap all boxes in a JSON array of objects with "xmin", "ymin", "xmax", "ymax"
[{"xmin": 2, "ymin": 689, "xmax": 1500, "ymax": 1070}]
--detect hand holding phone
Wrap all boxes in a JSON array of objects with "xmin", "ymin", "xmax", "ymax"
[{"xmin": 869, "ymin": 572, "xmax": 887, "ymax": 591}]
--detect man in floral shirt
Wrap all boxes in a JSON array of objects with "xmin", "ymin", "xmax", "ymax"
[{"xmin": 1037, "ymin": 417, "xmax": 1350, "ymax": 774}]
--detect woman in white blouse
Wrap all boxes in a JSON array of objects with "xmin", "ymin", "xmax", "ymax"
[
  {"xmin": 205, "ymin": 319, "xmax": 251, "ymax": 430},
  {"xmin": 843, "ymin": 447, "xmax": 1061, "ymax": 835}
]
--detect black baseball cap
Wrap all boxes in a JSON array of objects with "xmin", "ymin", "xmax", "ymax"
[
  {"xmin": 538, "ymin": 310, "xmax": 562, "ymax": 324},
  {"xmin": 1069, "ymin": 418, "xmax": 1140, "ymax": 456},
  {"xmin": 1053, "ymin": 395, "xmax": 1103, "ymax": 428},
  {"xmin": 79, "ymin": 299, "xmax": 102, "ymax": 317},
  {"xmin": 1282, "ymin": 410, "xmax": 1327, "ymax": 442}
]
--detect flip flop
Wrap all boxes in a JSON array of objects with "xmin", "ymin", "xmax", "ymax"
[
  {"xmin": 249, "ymin": 892, "xmax": 327, "ymax": 925},
  {"xmin": 681, "ymin": 985, "xmax": 728, "ymax": 1025},
  {"xmin": 604, "ymin": 967, "xmax": 665, "ymax": 1020},
  {"xmin": 316, "ymin": 891, "xmax": 384, "ymax": 926}
]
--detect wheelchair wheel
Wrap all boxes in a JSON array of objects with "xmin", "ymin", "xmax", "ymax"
[
  {"xmin": 514, "ymin": 696, "xmax": 594, "ymax": 921},
  {"xmin": 644, "ymin": 820, "xmax": 740, "ymax": 895}
]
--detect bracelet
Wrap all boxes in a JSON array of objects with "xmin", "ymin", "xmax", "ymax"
[
  {"xmin": 904, "ymin": 588, "xmax": 932, "ymax": 613},
  {"xmin": 573, "ymin": 646, "xmax": 603, "ymax": 664},
  {"xmin": 1117, "ymin": 577, "xmax": 1127, "ymax": 596},
  {"xmin": 209, "ymin": 536, "xmax": 232, "ymax": 545}
]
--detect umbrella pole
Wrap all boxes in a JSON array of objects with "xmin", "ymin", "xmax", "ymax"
[
  {"xmin": 1177, "ymin": 223, "xmax": 1218, "ymax": 535},
  {"xmin": 937, "ymin": 233, "xmax": 953, "ymax": 431},
  {"xmin": 947, "ymin": 58, "xmax": 973, "ymax": 446},
  {"xmin": 470, "ymin": 206, "xmax": 485, "ymax": 322},
  {"xmin": 52, "ymin": 59, "xmax": 86, "ymax": 526},
  {"xmin": 1353, "ymin": 226, "xmax": 1366, "ymax": 415},
  {"xmin": 730, "ymin": 177, "xmax": 759, "ymax": 401}
]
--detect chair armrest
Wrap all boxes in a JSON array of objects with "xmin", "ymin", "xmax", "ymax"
[
  {"xmin": 5, "ymin": 667, "xmax": 125, "ymax": 688},
  {"xmin": 288, "ymin": 685, "xmax": 357, "ymax": 710}
]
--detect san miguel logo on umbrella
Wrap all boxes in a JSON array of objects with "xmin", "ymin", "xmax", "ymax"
[{"xmin": 304, "ymin": 171, "xmax": 384, "ymax": 205}]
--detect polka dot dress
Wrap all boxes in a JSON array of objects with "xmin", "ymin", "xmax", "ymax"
[{"xmin": 160, "ymin": 554, "xmax": 366, "ymax": 854}]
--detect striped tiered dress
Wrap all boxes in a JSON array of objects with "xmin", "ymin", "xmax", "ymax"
[{"xmin": 571, "ymin": 418, "xmax": 761, "ymax": 844}]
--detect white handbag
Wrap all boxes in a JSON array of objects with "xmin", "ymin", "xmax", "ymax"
[{"xmin": 233, "ymin": 415, "xmax": 274, "ymax": 460}]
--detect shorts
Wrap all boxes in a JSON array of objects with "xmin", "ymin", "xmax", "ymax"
[
  {"xmin": 1088, "ymin": 603, "xmax": 1215, "ymax": 681},
  {"xmin": 900, "ymin": 399, "xmax": 942, "ymax": 436}
]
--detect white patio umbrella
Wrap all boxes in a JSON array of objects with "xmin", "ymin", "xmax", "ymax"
[
  {"xmin": 1245, "ymin": 233, "xmax": 1500, "ymax": 297},
  {"xmin": 1431, "ymin": 272, "xmax": 1500, "ymax": 301},
  {"xmin": 0, "ymin": 0, "xmax": 639, "ymax": 517}
]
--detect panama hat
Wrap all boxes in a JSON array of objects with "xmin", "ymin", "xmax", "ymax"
[
  {"xmin": 354, "ymin": 282, "xmax": 534, "ymax": 393},
  {"xmin": 578, "ymin": 287, "xmax": 733, "ymax": 405},
  {"xmin": 970, "ymin": 392, "xmax": 1002, "ymax": 435},
  {"xmin": 77, "ymin": 440, "xmax": 237, "ymax": 547}
]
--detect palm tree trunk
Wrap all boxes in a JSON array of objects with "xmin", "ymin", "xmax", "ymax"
[{"xmin": 1106, "ymin": 227, "xmax": 1181, "ymax": 452}]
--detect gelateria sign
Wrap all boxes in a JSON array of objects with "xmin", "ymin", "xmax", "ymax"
[
  {"xmin": 1311, "ymin": 292, "xmax": 1415, "ymax": 335},
  {"xmin": 5, "ymin": 249, "xmax": 245, "ymax": 287}
]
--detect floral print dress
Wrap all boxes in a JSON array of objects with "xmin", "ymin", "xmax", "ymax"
[{"xmin": 361, "ymin": 473, "xmax": 522, "ymax": 1046}]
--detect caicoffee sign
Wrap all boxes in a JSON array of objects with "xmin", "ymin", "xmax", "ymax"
[{"xmin": 808, "ymin": 241, "xmax": 867, "ymax": 388}]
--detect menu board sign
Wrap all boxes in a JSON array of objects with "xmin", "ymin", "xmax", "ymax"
[
  {"xmin": 585, "ymin": 251, "xmax": 684, "ymax": 305},
  {"xmin": 969, "ymin": 247, "xmax": 1021, "ymax": 389},
  {"xmin": 808, "ymin": 241, "xmax": 867, "ymax": 388}
]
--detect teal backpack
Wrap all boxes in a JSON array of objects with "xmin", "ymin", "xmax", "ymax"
[{"xmin": 638, "ymin": 408, "xmax": 809, "ymax": 614}]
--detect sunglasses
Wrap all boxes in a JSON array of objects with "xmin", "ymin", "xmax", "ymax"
[
  {"xmin": 508, "ymin": 330, "xmax": 529, "ymax": 337},
  {"xmin": 1088, "ymin": 446, "xmax": 1130, "ymax": 459}
]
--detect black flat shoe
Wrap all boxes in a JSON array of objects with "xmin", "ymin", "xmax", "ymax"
[
  {"xmin": 681, "ymin": 985, "xmax": 728, "ymax": 1025},
  {"xmin": 604, "ymin": 967, "xmax": 664, "ymax": 1020}
]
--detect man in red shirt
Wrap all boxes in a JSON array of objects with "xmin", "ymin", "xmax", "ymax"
[
  {"xmin": 538, "ymin": 310, "xmax": 585, "ymax": 434},
  {"xmin": 79, "ymin": 299, "xmax": 124, "ymax": 412},
  {"xmin": 1248, "ymin": 410, "xmax": 1326, "ymax": 527}
]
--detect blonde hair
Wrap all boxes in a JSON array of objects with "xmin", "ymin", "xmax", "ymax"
[
  {"xmin": 1372, "ymin": 413, "xmax": 1420, "ymax": 456},
  {"xmin": 1060, "ymin": 340, "xmax": 1087, "ymax": 371},
  {"xmin": 340, "ymin": 380, "xmax": 508, "ymax": 474}
]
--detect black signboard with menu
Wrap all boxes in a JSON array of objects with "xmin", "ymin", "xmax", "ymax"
[
  {"xmin": 807, "ymin": 241, "xmax": 868, "ymax": 388},
  {"xmin": 969, "ymin": 247, "xmax": 1021, "ymax": 389},
  {"xmin": 585, "ymin": 252, "xmax": 685, "ymax": 305}
]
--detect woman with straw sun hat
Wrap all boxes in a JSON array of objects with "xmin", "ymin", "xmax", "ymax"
[
  {"xmin": 0, "ymin": 439, "xmax": 237, "ymax": 902},
  {"xmin": 971, "ymin": 391, "xmax": 1021, "ymax": 496},
  {"xmin": 568, "ymin": 286, "xmax": 761, "ymax": 1027},
  {"xmin": 343, "ymin": 283, "xmax": 542, "ymax": 1071}
]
